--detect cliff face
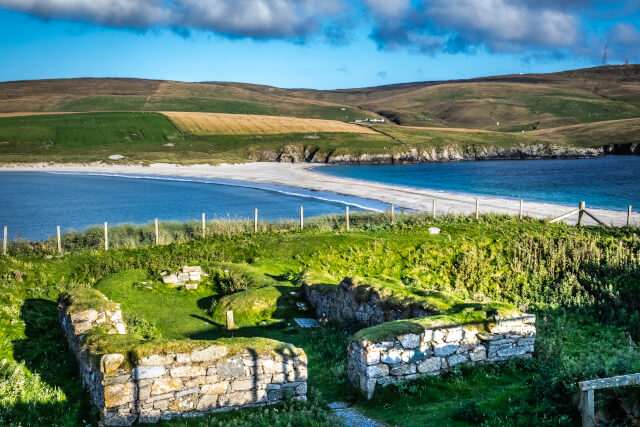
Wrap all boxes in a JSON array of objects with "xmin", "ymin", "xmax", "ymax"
[{"xmin": 255, "ymin": 143, "xmax": 612, "ymax": 165}]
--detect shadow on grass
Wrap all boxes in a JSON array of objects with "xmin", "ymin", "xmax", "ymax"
[{"xmin": 9, "ymin": 298, "xmax": 96, "ymax": 425}]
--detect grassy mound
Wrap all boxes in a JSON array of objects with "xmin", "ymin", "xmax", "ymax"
[{"xmin": 212, "ymin": 286, "xmax": 288, "ymax": 328}]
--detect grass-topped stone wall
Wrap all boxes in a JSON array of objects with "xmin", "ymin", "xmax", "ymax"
[
  {"xmin": 304, "ymin": 276, "xmax": 536, "ymax": 398},
  {"xmin": 58, "ymin": 288, "xmax": 307, "ymax": 426}
]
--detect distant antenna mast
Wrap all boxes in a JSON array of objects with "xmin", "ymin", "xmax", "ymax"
[
  {"xmin": 626, "ymin": 57, "xmax": 630, "ymax": 65},
  {"xmin": 602, "ymin": 45, "xmax": 608, "ymax": 65}
]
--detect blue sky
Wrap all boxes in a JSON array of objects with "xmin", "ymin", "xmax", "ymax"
[{"xmin": 1, "ymin": 1, "xmax": 639, "ymax": 89}]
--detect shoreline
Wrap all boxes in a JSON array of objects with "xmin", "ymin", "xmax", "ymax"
[{"xmin": 0, "ymin": 161, "xmax": 635, "ymax": 227}]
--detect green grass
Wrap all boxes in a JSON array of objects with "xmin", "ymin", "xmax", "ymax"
[
  {"xmin": 60, "ymin": 96, "xmax": 148, "ymax": 112},
  {"xmin": 1, "ymin": 215, "xmax": 640, "ymax": 425}
]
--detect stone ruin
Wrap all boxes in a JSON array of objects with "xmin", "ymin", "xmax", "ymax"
[
  {"xmin": 304, "ymin": 278, "xmax": 536, "ymax": 399},
  {"xmin": 59, "ymin": 289, "xmax": 307, "ymax": 425},
  {"xmin": 162, "ymin": 266, "xmax": 206, "ymax": 290}
]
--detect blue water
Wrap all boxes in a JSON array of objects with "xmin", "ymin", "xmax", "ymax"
[
  {"xmin": 318, "ymin": 156, "xmax": 640, "ymax": 212},
  {"xmin": 0, "ymin": 172, "xmax": 387, "ymax": 241}
]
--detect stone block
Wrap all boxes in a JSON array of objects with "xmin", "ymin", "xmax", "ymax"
[
  {"xmin": 365, "ymin": 364, "xmax": 389, "ymax": 378},
  {"xmin": 390, "ymin": 363, "xmax": 416, "ymax": 376},
  {"xmin": 177, "ymin": 273, "xmax": 190, "ymax": 282},
  {"xmin": 402, "ymin": 349, "xmax": 426, "ymax": 363},
  {"xmin": 102, "ymin": 410, "xmax": 137, "ymax": 426},
  {"xmin": 433, "ymin": 343, "xmax": 458, "ymax": 357},
  {"xmin": 218, "ymin": 357, "xmax": 245, "ymax": 378},
  {"xmin": 153, "ymin": 399, "xmax": 171, "ymax": 410},
  {"xmin": 147, "ymin": 392, "xmax": 175, "ymax": 403},
  {"xmin": 133, "ymin": 365, "xmax": 166, "ymax": 380},
  {"xmin": 176, "ymin": 353, "xmax": 191, "ymax": 364},
  {"xmin": 169, "ymin": 365, "xmax": 206, "ymax": 378},
  {"xmin": 219, "ymin": 392, "xmax": 249, "ymax": 407},
  {"xmin": 151, "ymin": 377, "xmax": 183, "ymax": 395},
  {"xmin": 162, "ymin": 275, "xmax": 180, "ymax": 285},
  {"xmin": 184, "ymin": 376, "xmax": 207, "ymax": 388},
  {"xmin": 469, "ymin": 346, "xmax": 487, "ymax": 362},
  {"xmin": 191, "ymin": 345, "xmax": 227, "ymax": 362},
  {"xmin": 517, "ymin": 337, "xmax": 535, "ymax": 346},
  {"xmin": 196, "ymin": 394, "xmax": 218, "ymax": 411},
  {"xmin": 182, "ymin": 266, "xmax": 201, "ymax": 273},
  {"xmin": 138, "ymin": 354, "xmax": 175, "ymax": 366},
  {"xmin": 448, "ymin": 354, "xmax": 468, "ymax": 367},
  {"xmin": 175, "ymin": 387, "xmax": 200, "ymax": 398},
  {"xmin": 363, "ymin": 350, "xmax": 380, "ymax": 365},
  {"xmin": 101, "ymin": 354, "xmax": 125, "ymax": 374},
  {"xmin": 497, "ymin": 346, "xmax": 529, "ymax": 357},
  {"xmin": 201, "ymin": 381, "xmax": 229, "ymax": 395},
  {"xmin": 444, "ymin": 327, "xmax": 463, "ymax": 342},
  {"xmin": 398, "ymin": 333, "xmax": 421, "ymax": 349},
  {"xmin": 231, "ymin": 379, "xmax": 254, "ymax": 391},
  {"xmin": 104, "ymin": 383, "xmax": 135, "ymax": 408},
  {"xmin": 138, "ymin": 385, "xmax": 151, "ymax": 401},
  {"xmin": 417, "ymin": 357, "xmax": 441, "ymax": 373},
  {"xmin": 380, "ymin": 349, "xmax": 403, "ymax": 364}
]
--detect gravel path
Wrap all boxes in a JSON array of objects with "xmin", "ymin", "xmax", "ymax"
[{"xmin": 329, "ymin": 402, "xmax": 385, "ymax": 427}]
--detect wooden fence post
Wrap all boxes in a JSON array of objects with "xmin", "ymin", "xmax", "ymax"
[
  {"xmin": 202, "ymin": 213, "xmax": 206, "ymax": 238},
  {"xmin": 391, "ymin": 204, "xmax": 395, "ymax": 223},
  {"xmin": 300, "ymin": 205, "xmax": 304, "ymax": 230},
  {"xmin": 254, "ymin": 208, "xmax": 258, "ymax": 233},
  {"xmin": 628, "ymin": 205, "xmax": 632, "ymax": 227},
  {"xmin": 580, "ymin": 389, "xmax": 595, "ymax": 427},
  {"xmin": 346, "ymin": 206, "xmax": 350, "ymax": 231},
  {"xmin": 154, "ymin": 218, "xmax": 159, "ymax": 245},
  {"xmin": 57, "ymin": 225, "xmax": 62, "ymax": 255},
  {"xmin": 2, "ymin": 226, "xmax": 6, "ymax": 256},
  {"xmin": 475, "ymin": 198, "xmax": 479, "ymax": 220},
  {"xmin": 578, "ymin": 201, "xmax": 585, "ymax": 227},
  {"xmin": 432, "ymin": 200, "xmax": 436, "ymax": 218},
  {"xmin": 226, "ymin": 310, "xmax": 235, "ymax": 330},
  {"xmin": 520, "ymin": 199, "xmax": 523, "ymax": 220},
  {"xmin": 104, "ymin": 222, "xmax": 109, "ymax": 251}
]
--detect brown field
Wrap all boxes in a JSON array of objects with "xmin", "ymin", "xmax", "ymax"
[{"xmin": 162, "ymin": 111, "xmax": 378, "ymax": 135}]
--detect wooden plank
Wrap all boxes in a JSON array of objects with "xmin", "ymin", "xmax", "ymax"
[
  {"xmin": 519, "ymin": 199, "xmax": 523, "ymax": 220},
  {"xmin": 475, "ymin": 198, "xmax": 479, "ymax": 220},
  {"xmin": 549, "ymin": 209, "xmax": 580, "ymax": 224},
  {"xmin": 580, "ymin": 390, "xmax": 595, "ymax": 427},
  {"xmin": 578, "ymin": 201, "xmax": 585, "ymax": 226},
  {"xmin": 432, "ymin": 199, "xmax": 436, "ymax": 218},
  {"xmin": 254, "ymin": 208, "xmax": 258, "ymax": 233},
  {"xmin": 300, "ymin": 205, "xmax": 304, "ymax": 230},
  {"xmin": 226, "ymin": 310, "xmax": 235, "ymax": 330},
  {"xmin": 391, "ymin": 204, "xmax": 395, "ymax": 223},
  {"xmin": 155, "ymin": 218, "xmax": 159, "ymax": 245},
  {"xmin": 579, "ymin": 373, "xmax": 640, "ymax": 391},
  {"xmin": 104, "ymin": 222, "xmax": 108, "ymax": 251},
  {"xmin": 57, "ymin": 225, "xmax": 62, "ymax": 255},
  {"xmin": 2, "ymin": 226, "xmax": 6, "ymax": 256},
  {"xmin": 583, "ymin": 210, "xmax": 607, "ymax": 227},
  {"xmin": 628, "ymin": 205, "xmax": 632, "ymax": 227},
  {"xmin": 202, "ymin": 213, "xmax": 206, "ymax": 238},
  {"xmin": 346, "ymin": 206, "xmax": 350, "ymax": 231}
]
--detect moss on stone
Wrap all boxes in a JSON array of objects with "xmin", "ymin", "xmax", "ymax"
[
  {"xmin": 212, "ymin": 286, "xmax": 283, "ymax": 327},
  {"xmin": 352, "ymin": 301, "xmax": 521, "ymax": 343},
  {"xmin": 59, "ymin": 288, "xmax": 114, "ymax": 314}
]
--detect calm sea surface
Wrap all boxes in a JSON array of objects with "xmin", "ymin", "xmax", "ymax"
[
  {"xmin": 0, "ymin": 172, "xmax": 387, "ymax": 241},
  {"xmin": 318, "ymin": 156, "xmax": 640, "ymax": 212}
]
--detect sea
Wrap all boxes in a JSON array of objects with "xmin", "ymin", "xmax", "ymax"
[
  {"xmin": 0, "ymin": 172, "xmax": 387, "ymax": 241},
  {"xmin": 318, "ymin": 156, "xmax": 640, "ymax": 212}
]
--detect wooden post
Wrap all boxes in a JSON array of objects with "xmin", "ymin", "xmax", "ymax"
[
  {"xmin": 346, "ymin": 206, "xmax": 350, "ymax": 231},
  {"xmin": 432, "ymin": 200, "xmax": 436, "ymax": 218},
  {"xmin": 578, "ymin": 201, "xmax": 585, "ymax": 227},
  {"xmin": 628, "ymin": 205, "xmax": 632, "ymax": 227},
  {"xmin": 104, "ymin": 222, "xmax": 109, "ymax": 251},
  {"xmin": 475, "ymin": 198, "xmax": 479, "ymax": 220},
  {"xmin": 57, "ymin": 225, "xmax": 62, "ymax": 255},
  {"xmin": 154, "ymin": 218, "xmax": 159, "ymax": 245},
  {"xmin": 580, "ymin": 389, "xmax": 595, "ymax": 427},
  {"xmin": 202, "ymin": 213, "xmax": 206, "ymax": 238},
  {"xmin": 300, "ymin": 205, "xmax": 304, "ymax": 230},
  {"xmin": 226, "ymin": 310, "xmax": 235, "ymax": 330},
  {"xmin": 2, "ymin": 226, "xmax": 6, "ymax": 256},
  {"xmin": 519, "ymin": 199, "xmax": 523, "ymax": 220},
  {"xmin": 254, "ymin": 208, "xmax": 258, "ymax": 233},
  {"xmin": 391, "ymin": 204, "xmax": 395, "ymax": 223}
]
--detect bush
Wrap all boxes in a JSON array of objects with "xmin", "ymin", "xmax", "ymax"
[{"xmin": 210, "ymin": 267, "xmax": 249, "ymax": 295}]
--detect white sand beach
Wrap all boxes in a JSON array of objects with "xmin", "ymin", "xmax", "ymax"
[{"xmin": 0, "ymin": 162, "xmax": 635, "ymax": 227}]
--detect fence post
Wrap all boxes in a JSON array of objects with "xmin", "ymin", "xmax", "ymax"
[
  {"xmin": 432, "ymin": 200, "xmax": 436, "ymax": 218},
  {"xmin": 154, "ymin": 218, "xmax": 159, "ymax": 245},
  {"xmin": 104, "ymin": 222, "xmax": 109, "ymax": 251},
  {"xmin": 580, "ymin": 389, "xmax": 595, "ymax": 427},
  {"xmin": 300, "ymin": 205, "xmax": 304, "ymax": 230},
  {"xmin": 226, "ymin": 310, "xmax": 235, "ymax": 330},
  {"xmin": 628, "ymin": 205, "xmax": 632, "ymax": 227},
  {"xmin": 475, "ymin": 198, "xmax": 479, "ymax": 220},
  {"xmin": 391, "ymin": 204, "xmax": 395, "ymax": 224},
  {"xmin": 578, "ymin": 201, "xmax": 585, "ymax": 227},
  {"xmin": 254, "ymin": 208, "xmax": 258, "ymax": 233},
  {"xmin": 2, "ymin": 226, "xmax": 6, "ymax": 256},
  {"xmin": 519, "ymin": 199, "xmax": 523, "ymax": 220},
  {"xmin": 346, "ymin": 206, "xmax": 350, "ymax": 231},
  {"xmin": 202, "ymin": 213, "xmax": 206, "ymax": 238},
  {"xmin": 57, "ymin": 225, "xmax": 62, "ymax": 255}
]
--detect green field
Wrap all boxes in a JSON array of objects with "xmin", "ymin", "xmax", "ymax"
[{"xmin": 1, "ymin": 214, "xmax": 640, "ymax": 425}]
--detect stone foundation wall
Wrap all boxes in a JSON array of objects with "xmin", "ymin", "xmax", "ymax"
[
  {"xmin": 59, "ymin": 290, "xmax": 307, "ymax": 426},
  {"xmin": 348, "ymin": 314, "xmax": 536, "ymax": 399},
  {"xmin": 304, "ymin": 278, "xmax": 430, "ymax": 326}
]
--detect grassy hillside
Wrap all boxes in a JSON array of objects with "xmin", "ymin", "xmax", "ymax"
[{"xmin": 1, "ymin": 214, "xmax": 640, "ymax": 425}]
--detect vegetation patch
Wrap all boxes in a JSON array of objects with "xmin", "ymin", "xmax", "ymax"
[{"xmin": 212, "ymin": 286, "xmax": 287, "ymax": 328}]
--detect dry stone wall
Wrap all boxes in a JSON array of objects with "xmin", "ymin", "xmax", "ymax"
[
  {"xmin": 59, "ymin": 290, "xmax": 307, "ymax": 426},
  {"xmin": 348, "ymin": 314, "xmax": 536, "ymax": 399},
  {"xmin": 304, "ymin": 279, "xmax": 430, "ymax": 326}
]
